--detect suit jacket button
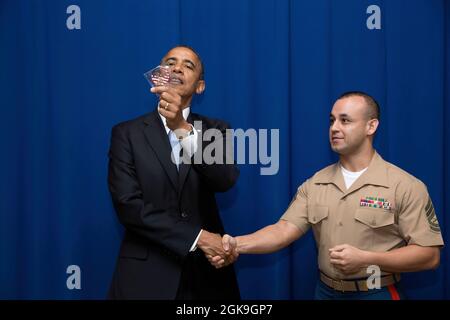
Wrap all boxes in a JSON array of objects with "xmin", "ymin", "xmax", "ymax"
[{"xmin": 181, "ymin": 211, "xmax": 188, "ymax": 218}]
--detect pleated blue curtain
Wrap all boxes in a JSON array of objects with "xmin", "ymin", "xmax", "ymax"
[{"xmin": 0, "ymin": 0, "xmax": 448, "ymax": 299}]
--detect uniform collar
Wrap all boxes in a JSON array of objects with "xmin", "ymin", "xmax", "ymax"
[{"xmin": 315, "ymin": 151, "xmax": 390, "ymax": 194}]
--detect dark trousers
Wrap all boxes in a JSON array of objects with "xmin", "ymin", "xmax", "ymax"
[{"xmin": 175, "ymin": 250, "xmax": 240, "ymax": 300}]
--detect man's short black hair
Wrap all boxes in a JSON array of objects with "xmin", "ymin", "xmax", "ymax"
[
  {"xmin": 338, "ymin": 91, "xmax": 380, "ymax": 120},
  {"xmin": 171, "ymin": 45, "xmax": 204, "ymax": 80}
]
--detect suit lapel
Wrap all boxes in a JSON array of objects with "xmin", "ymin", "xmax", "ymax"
[
  {"xmin": 177, "ymin": 113, "xmax": 197, "ymax": 195},
  {"xmin": 143, "ymin": 110, "xmax": 179, "ymax": 191},
  {"xmin": 178, "ymin": 162, "xmax": 190, "ymax": 196}
]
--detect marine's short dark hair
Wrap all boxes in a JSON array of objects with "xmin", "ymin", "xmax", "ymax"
[{"xmin": 338, "ymin": 91, "xmax": 380, "ymax": 120}]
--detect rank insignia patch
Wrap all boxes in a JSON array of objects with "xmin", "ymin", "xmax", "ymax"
[{"xmin": 425, "ymin": 197, "xmax": 440, "ymax": 232}]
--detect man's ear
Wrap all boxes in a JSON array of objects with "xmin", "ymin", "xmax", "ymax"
[
  {"xmin": 367, "ymin": 118, "xmax": 379, "ymax": 136},
  {"xmin": 195, "ymin": 80, "xmax": 205, "ymax": 95}
]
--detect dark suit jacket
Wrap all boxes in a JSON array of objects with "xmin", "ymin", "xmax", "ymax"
[{"xmin": 107, "ymin": 109, "xmax": 240, "ymax": 299}]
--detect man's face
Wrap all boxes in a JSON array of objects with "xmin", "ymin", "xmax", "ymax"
[
  {"xmin": 161, "ymin": 47, "xmax": 205, "ymax": 99},
  {"xmin": 329, "ymin": 96, "xmax": 375, "ymax": 155}
]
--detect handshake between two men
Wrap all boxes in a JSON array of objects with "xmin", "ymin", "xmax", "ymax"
[{"xmin": 197, "ymin": 231, "xmax": 238, "ymax": 269}]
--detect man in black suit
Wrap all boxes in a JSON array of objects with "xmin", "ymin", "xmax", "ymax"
[{"xmin": 107, "ymin": 46, "xmax": 240, "ymax": 299}]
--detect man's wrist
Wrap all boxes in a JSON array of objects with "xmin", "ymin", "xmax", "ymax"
[
  {"xmin": 362, "ymin": 250, "xmax": 375, "ymax": 266},
  {"xmin": 174, "ymin": 122, "xmax": 194, "ymax": 140},
  {"xmin": 235, "ymin": 236, "xmax": 244, "ymax": 254},
  {"xmin": 197, "ymin": 229, "xmax": 210, "ymax": 248}
]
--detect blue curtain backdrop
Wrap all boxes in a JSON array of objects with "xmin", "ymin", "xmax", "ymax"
[{"xmin": 0, "ymin": 0, "xmax": 449, "ymax": 299}]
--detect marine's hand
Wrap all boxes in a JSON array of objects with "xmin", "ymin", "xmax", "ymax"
[{"xmin": 329, "ymin": 244, "xmax": 369, "ymax": 274}]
